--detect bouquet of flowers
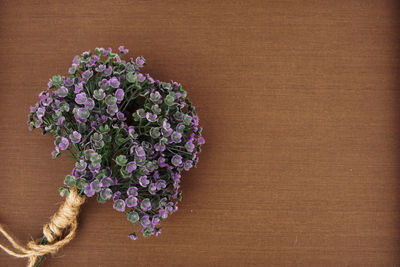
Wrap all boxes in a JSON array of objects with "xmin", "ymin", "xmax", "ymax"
[{"xmin": 0, "ymin": 46, "xmax": 204, "ymax": 267}]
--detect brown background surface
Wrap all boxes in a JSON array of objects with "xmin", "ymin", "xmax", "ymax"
[{"xmin": 0, "ymin": 0, "xmax": 399, "ymax": 266}]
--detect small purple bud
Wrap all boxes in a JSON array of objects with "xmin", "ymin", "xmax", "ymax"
[
  {"xmin": 125, "ymin": 196, "xmax": 138, "ymax": 207},
  {"xmin": 114, "ymin": 89, "xmax": 124, "ymax": 102},
  {"xmin": 113, "ymin": 199, "xmax": 126, "ymax": 212},
  {"xmin": 140, "ymin": 198, "xmax": 151, "ymax": 211},
  {"xmin": 58, "ymin": 137, "xmax": 69, "ymax": 151},
  {"xmin": 135, "ymin": 146, "xmax": 146, "ymax": 157},
  {"xmin": 139, "ymin": 176, "xmax": 149, "ymax": 187},
  {"xmin": 109, "ymin": 77, "xmax": 120, "ymax": 88},
  {"xmin": 126, "ymin": 161, "xmax": 137, "ymax": 173},
  {"xmin": 127, "ymin": 186, "xmax": 138, "ymax": 197},
  {"xmin": 69, "ymin": 131, "xmax": 82, "ymax": 143},
  {"xmin": 75, "ymin": 92, "xmax": 88, "ymax": 105},
  {"xmin": 171, "ymin": 154, "xmax": 182, "ymax": 166}
]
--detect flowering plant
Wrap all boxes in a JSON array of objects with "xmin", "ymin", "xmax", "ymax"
[{"xmin": 27, "ymin": 46, "xmax": 205, "ymax": 240}]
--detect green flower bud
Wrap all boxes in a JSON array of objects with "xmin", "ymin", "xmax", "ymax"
[
  {"xmin": 150, "ymin": 127, "xmax": 160, "ymax": 139},
  {"xmin": 165, "ymin": 94, "xmax": 175, "ymax": 106},
  {"xmin": 120, "ymin": 168, "xmax": 131, "ymax": 178},
  {"xmin": 127, "ymin": 211, "xmax": 139, "ymax": 223},
  {"xmin": 90, "ymin": 153, "xmax": 102, "ymax": 164},
  {"xmin": 183, "ymin": 114, "xmax": 192, "ymax": 125},
  {"xmin": 116, "ymin": 155, "xmax": 127, "ymax": 166},
  {"xmin": 105, "ymin": 95, "xmax": 117, "ymax": 106},
  {"xmin": 64, "ymin": 175, "xmax": 76, "ymax": 187},
  {"xmin": 126, "ymin": 72, "xmax": 137, "ymax": 83},
  {"xmin": 52, "ymin": 75, "xmax": 63, "ymax": 86}
]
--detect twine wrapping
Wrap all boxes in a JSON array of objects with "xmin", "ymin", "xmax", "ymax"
[{"xmin": 0, "ymin": 187, "xmax": 85, "ymax": 266}]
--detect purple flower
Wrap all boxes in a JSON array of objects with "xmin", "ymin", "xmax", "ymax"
[
  {"xmin": 125, "ymin": 196, "xmax": 138, "ymax": 207},
  {"xmin": 145, "ymin": 112, "xmax": 157, "ymax": 123},
  {"xmin": 56, "ymin": 86, "xmax": 68, "ymax": 98},
  {"xmin": 93, "ymin": 89, "xmax": 105, "ymax": 100},
  {"xmin": 126, "ymin": 161, "xmax": 137, "ymax": 173},
  {"xmin": 152, "ymin": 216, "xmax": 161, "ymax": 226},
  {"xmin": 136, "ymin": 73, "xmax": 145, "ymax": 82},
  {"xmin": 150, "ymin": 91, "xmax": 161, "ymax": 103},
  {"xmin": 75, "ymin": 160, "xmax": 87, "ymax": 171},
  {"xmin": 95, "ymin": 64, "xmax": 106, "ymax": 72},
  {"xmin": 128, "ymin": 233, "xmax": 138, "ymax": 240},
  {"xmin": 154, "ymin": 143, "xmax": 166, "ymax": 152},
  {"xmin": 98, "ymin": 79, "xmax": 110, "ymax": 90},
  {"xmin": 91, "ymin": 180, "xmax": 102, "ymax": 192},
  {"xmin": 171, "ymin": 154, "xmax": 182, "ymax": 166},
  {"xmin": 75, "ymin": 108, "xmax": 90, "ymax": 121},
  {"xmin": 135, "ymin": 146, "xmax": 146, "ymax": 157},
  {"xmin": 56, "ymin": 116, "xmax": 65, "ymax": 126},
  {"xmin": 198, "ymin": 136, "xmax": 205, "ymax": 144},
  {"xmin": 136, "ymin": 109, "xmax": 146, "ymax": 118},
  {"xmin": 105, "ymin": 95, "xmax": 117, "ymax": 106},
  {"xmin": 106, "ymin": 104, "xmax": 118, "ymax": 116},
  {"xmin": 148, "ymin": 183, "xmax": 157, "ymax": 195},
  {"xmin": 118, "ymin": 46, "xmax": 129, "ymax": 54},
  {"xmin": 185, "ymin": 141, "xmax": 195, "ymax": 152},
  {"xmin": 162, "ymin": 119, "xmax": 171, "ymax": 131},
  {"xmin": 69, "ymin": 131, "xmax": 82, "ymax": 143},
  {"xmin": 140, "ymin": 215, "xmax": 151, "ymax": 227},
  {"xmin": 69, "ymin": 64, "xmax": 78, "ymax": 74},
  {"xmin": 104, "ymin": 66, "xmax": 112, "ymax": 77},
  {"xmin": 128, "ymin": 126, "xmax": 136, "ymax": 139},
  {"xmin": 146, "ymin": 74, "xmax": 154, "ymax": 84},
  {"xmin": 100, "ymin": 188, "xmax": 112, "ymax": 200},
  {"xmin": 109, "ymin": 77, "xmax": 120, "ymax": 88},
  {"xmin": 127, "ymin": 186, "xmax": 138, "ymax": 196},
  {"xmin": 128, "ymin": 212, "xmax": 139, "ymax": 223},
  {"xmin": 113, "ymin": 191, "xmax": 121, "ymax": 201},
  {"xmin": 82, "ymin": 69, "xmax": 93, "ymax": 82},
  {"xmin": 155, "ymin": 228, "xmax": 162, "ymax": 236},
  {"xmin": 156, "ymin": 180, "xmax": 166, "ymax": 190},
  {"xmin": 83, "ymin": 184, "xmax": 95, "ymax": 197},
  {"xmin": 57, "ymin": 137, "xmax": 69, "ymax": 150},
  {"xmin": 74, "ymin": 82, "xmax": 84, "ymax": 94},
  {"xmin": 136, "ymin": 57, "xmax": 145, "ymax": 68},
  {"xmin": 41, "ymin": 97, "xmax": 53, "ymax": 106},
  {"xmin": 75, "ymin": 92, "xmax": 88, "ymax": 105},
  {"xmin": 85, "ymin": 98, "xmax": 95, "ymax": 110},
  {"xmin": 139, "ymin": 175, "xmax": 149, "ymax": 187},
  {"xmin": 116, "ymin": 112, "xmax": 125, "ymax": 121},
  {"xmin": 72, "ymin": 55, "xmax": 80, "ymax": 65},
  {"xmin": 64, "ymin": 77, "xmax": 74, "ymax": 87},
  {"xmin": 88, "ymin": 162, "xmax": 101, "ymax": 172},
  {"xmin": 36, "ymin": 107, "xmax": 45, "ymax": 119},
  {"xmin": 140, "ymin": 198, "xmax": 151, "ymax": 211},
  {"xmin": 114, "ymin": 89, "xmax": 124, "ymax": 102},
  {"xmin": 113, "ymin": 199, "xmax": 126, "ymax": 212},
  {"xmin": 157, "ymin": 157, "xmax": 168, "ymax": 167},
  {"xmin": 159, "ymin": 208, "xmax": 169, "ymax": 219},
  {"xmin": 171, "ymin": 131, "xmax": 182, "ymax": 143},
  {"xmin": 101, "ymin": 177, "xmax": 113, "ymax": 188},
  {"xmin": 183, "ymin": 160, "xmax": 193, "ymax": 171}
]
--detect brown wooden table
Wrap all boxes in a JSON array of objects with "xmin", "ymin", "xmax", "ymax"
[{"xmin": 0, "ymin": 0, "xmax": 399, "ymax": 266}]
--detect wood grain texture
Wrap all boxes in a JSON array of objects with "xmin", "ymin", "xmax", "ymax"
[{"xmin": 0, "ymin": 0, "xmax": 399, "ymax": 266}]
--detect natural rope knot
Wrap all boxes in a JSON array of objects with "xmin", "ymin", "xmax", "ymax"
[{"xmin": 0, "ymin": 187, "xmax": 85, "ymax": 267}]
